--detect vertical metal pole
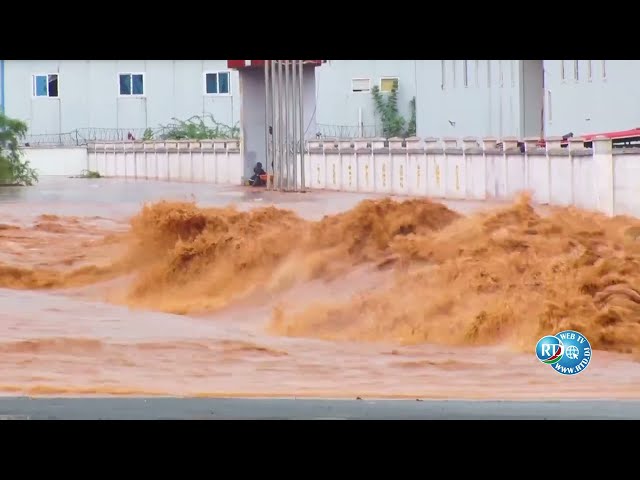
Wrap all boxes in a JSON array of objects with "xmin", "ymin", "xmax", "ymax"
[
  {"xmin": 273, "ymin": 60, "xmax": 278, "ymax": 191},
  {"xmin": 271, "ymin": 60, "xmax": 279, "ymax": 190},
  {"xmin": 284, "ymin": 60, "xmax": 291, "ymax": 191},
  {"xmin": 264, "ymin": 60, "xmax": 272, "ymax": 190},
  {"xmin": 275, "ymin": 60, "xmax": 282, "ymax": 190},
  {"xmin": 298, "ymin": 60, "xmax": 306, "ymax": 191},
  {"xmin": 291, "ymin": 60, "xmax": 298, "ymax": 192}
]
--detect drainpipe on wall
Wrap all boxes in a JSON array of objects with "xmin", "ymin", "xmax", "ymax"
[{"xmin": 0, "ymin": 59, "xmax": 5, "ymax": 114}]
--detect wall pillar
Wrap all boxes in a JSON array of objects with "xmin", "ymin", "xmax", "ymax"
[{"xmin": 592, "ymin": 136, "xmax": 614, "ymax": 216}]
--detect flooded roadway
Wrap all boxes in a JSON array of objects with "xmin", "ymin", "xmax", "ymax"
[{"xmin": 1, "ymin": 176, "xmax": 639, "ymax": 401}]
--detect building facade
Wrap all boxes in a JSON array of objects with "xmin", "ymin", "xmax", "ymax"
[
  {"xmin": 1, "ymin": 60, "xmax": 241, "ymax": 140},
  {"xmin": 414, "ymin": 60, "xmax": 544, "ymax": 140},
  {"xmin": 542, "ymin": 60, "xmax": 637, "ymax": 136},
  {"xmin": 314, "ymin": 60, "xmax": 418, "ymax": 137},
  {"xmin": 415, "ymin": 60, "xmax": 639, "ymax": 140},
  {"xmin": 1, "ymin": 59, "xmax": 637, "ymax": 143}
]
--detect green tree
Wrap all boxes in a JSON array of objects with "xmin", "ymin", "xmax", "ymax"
[
  {"xmin": 371, "ymin": 81, "xmax": 416, "ymax": 138},
  {"xmin": 0, "ymin": 112, "xmax": 38, "ymax": 186}
]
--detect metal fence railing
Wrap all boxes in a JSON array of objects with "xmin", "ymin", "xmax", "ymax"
[
  {"xmin": 21, "ymin": 123, "xmax": 387, "ymax": 147},
  {"xmin": 23, "ymin": 128, "xmax": 153, "ymax": 147},
  {"xmin": 315, "ymin": 124, "xmax": 383, "ymax": 139}
]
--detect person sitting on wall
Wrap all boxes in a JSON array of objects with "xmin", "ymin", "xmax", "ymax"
[{"xmin": 249, "ymin": 162, "xmax": 267, "ymax": 187}]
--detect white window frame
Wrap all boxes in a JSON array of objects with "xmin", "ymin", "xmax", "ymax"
[
  {"xmin": 440, "ymin": 60, "xmax": 446, "ymax": 90},
  {"xmin": 351, "ymin": 77, "xmax": 371, "ymax": 93},
  {"xmin": 32, "ymin": 73, "xmax": 59, "ymax": 99},
  {"xmin": 573, "ymin": 60, "xmax": 579, "ymax": 82},
  {"xmin": 560, "ymin": 60, "xmax": 566, "ymax": 82},
  {"xmin": 118, "ymin": 72, "xmax": 146, "ymax": 97},
  {"xmin": 379, "ymin": 76, "xmax": 399, "ymax": 93},
  {"xmin": 203, "ymin": 71, "xmax": 232, "ymax": 96},
  {"xmin": 587, "ymin": 60, "xmax": 592, "ymax": 82},
  {"xmin": 601, "ymin": 60, "xmax": 607, "ymax": 80}
]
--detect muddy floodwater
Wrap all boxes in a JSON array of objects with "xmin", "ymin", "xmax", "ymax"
[{"xmin": 1, "ymin": 177, "xmax": 639, "ymax": 399}]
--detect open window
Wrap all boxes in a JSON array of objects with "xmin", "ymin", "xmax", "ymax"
[{"xmin": 33, "ymin": 74, "xmax": 59, "ymax": 98}]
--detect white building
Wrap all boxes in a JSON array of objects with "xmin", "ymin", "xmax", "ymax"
[
  {"xmin": 0, "ymin": 60, "xmax": 637, "ymax": 143},
  {"xmin": 0, "ymin": 60, "xmax": 241, "ymax": 141},
  {"xmin": 412, "ymin": 60, "xmax": 542, "ymax": 139},
  {"xmin": 314, "ymin": 60, "xmax": 418, "ymax": 137}
]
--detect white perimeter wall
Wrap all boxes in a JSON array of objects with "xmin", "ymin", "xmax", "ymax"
[
  {"xmin": 23, "ymin": 147, "xmax": 88, "ymax": 177},
  {"xmin": 21, "ymin": 137, "xmax": 639, "ymax": 218}
]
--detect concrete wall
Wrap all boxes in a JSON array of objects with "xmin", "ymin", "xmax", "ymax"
[
  {"xmin": 542, "ymin": 60, "xmax": 640, "ymax": 136},
  {"xmin": 86, "ymin": 141, "xmax": 243, "ymax": 185},
  {"xmin": 315, "ymin": 60, "xmax": 417, "ymax": 137},
  {"xmin": 21, "ymin": 136, "xmax": 640, "ymax": 220},
  {"xmin": 23, "ymin": 147, "xmax": 88, "ymax": 176},
  {"xmin": 304, "ymin": 136, "xmax": 633, "ymax": 218},
  {"xmin": 3, "ymin": 60, "xmax": 240, "ymax": 135}
]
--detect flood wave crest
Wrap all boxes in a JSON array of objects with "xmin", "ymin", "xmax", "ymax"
[{"xmin": 2, "ymin": 194, "xmax": 640, "ymax": 353}]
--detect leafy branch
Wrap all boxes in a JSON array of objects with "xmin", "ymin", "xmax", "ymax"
[
  {"xmin": 143, "ymin": 114, "xmax": 240, "ymax": 141},
  {"xmin": 0, "ymin": 112, "xmax": 38, "ymax": 186},
  {"xmin": 371, "ymin": 82, "xmax": 416, "ymax": 138}
]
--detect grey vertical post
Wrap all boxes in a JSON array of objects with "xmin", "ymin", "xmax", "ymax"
[
  {"xmin": 276, "ymin": 60, "xmax": 284, "ymax": 190},
  {"xmin": 264, "ymin": 60, "xmax": 272, "ymax": 190},
  {"xmin": 298, "ymin": 60, "xmax": 306, "ymax": 191},
  {"xmin": 291, "ymin": 60, "xmax": 298, "ymax": 191},
  {"xmin": 284, "ymin": 60, "xmax": 291, "ymax": 191},
  {"xmin": 271, "ymin": 60, "xmax": 279, "ymax": 190}
]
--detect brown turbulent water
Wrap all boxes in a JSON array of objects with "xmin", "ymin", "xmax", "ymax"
[{"xmin": 1, "ymin": 178, "xmax": 639, "ymax": 399}]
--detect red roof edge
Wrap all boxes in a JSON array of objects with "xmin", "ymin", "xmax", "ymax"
[{"xmin": 227, "ymin": 60, "xmax": 325, "ymax": 69}]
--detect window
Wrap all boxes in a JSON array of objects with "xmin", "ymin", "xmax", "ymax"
[
  {"xmin": 547, "ymin": 90, "xmax": 552, "ymax": 122},
  {"xmin": 441, "ymin": 60, "xmax": 446, "ymax": 89},
  {"xmin": 351, "ymin": 78, "xmax": 371, "ymax": 93},
  {"xmin": 587, "ymin": 60, "xmax": 592, "ymax": 81},
  {"xmin": 463, "ymin": 60, "xmax": 469, "ymax": 87},
  {"xmin": 601, "ymin": 60, "xmax": 607, "ymax": 79},
  {"xmin": 499, "ymin": 60, "xmax": 503, "ymax": 87},
  {"xmin": 32, "ymin": 74, "xmax": 58, "ymax": 98},
  {"xmin": 204, "ymin": 71, "xmax": 231, "ymax": 95},
  {"xmin": 561, "ymin": 60, "xmax": 566, "ymax": 81},
  {"xmin": 379, "ymin": 77, "xmax": 399, "ymax": 92},
  {"xmin": 573, "ymin": 60, "xmax": 579, "ymax": 81},
  {"xmin": 119, "ymin": 73, "xmax": 144, "ymax": 96},
  {"xmin": 487, "ymin": 60, "xmax": 492, "ymax": 87}
]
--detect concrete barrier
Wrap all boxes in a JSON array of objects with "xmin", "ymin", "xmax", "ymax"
[
  {"xmin": 305, "ymin": 135, "xmax": 639, "ymax": 217},
  {"xmin": 23, "ymin": 146, "xmax": 88, "ymax": 177},
  {"xmin": 21, "ymin": 135, "xmax": 640, "ymax": 218}
]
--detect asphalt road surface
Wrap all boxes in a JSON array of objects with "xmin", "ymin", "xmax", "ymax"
[{"xmin": 1, "ymin": 398, "xmax": 639, "ymax": 419}]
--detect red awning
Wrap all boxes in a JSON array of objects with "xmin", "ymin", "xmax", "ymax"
[
  {"xmin": 581, "ymin": 128, "xmax": 640, "ymax": 141},
  {"xmin": 227, "ymin": 60, "xmax": 325, "ymax": 69}
]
